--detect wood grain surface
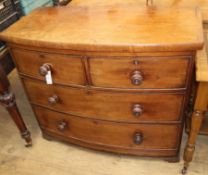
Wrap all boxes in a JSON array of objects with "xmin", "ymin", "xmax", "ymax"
[
  {"xmin": 0, "ymin": 2, "xmax": 203, "ymax": 158},
  {"xmin": 22, "ymin": 78, "xmax": 185, "ymax": 123},
  {"xmin": 68, "ymin": 0, "xmax": 208, "ymax": 22},
  {"xmin": 1, "ymin": 70, "xmax": 208, "ymax": 175},
  {"xmin": 12, "ymin": 48, "xmax": 86, "ymax": 85},
  {"xmin": 0, "ymin": 5, "xmax": 203, "ymax": 52},
  {"xmin": 89, "ymin": 55, "xmax": 190, "ymax": 89},
  {"xmin": 34, "ymin": 106, "xmax": 181, "ymax": 156}
]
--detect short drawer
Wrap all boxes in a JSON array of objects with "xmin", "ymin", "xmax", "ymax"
[
  {"xmin": 23, "ymin": 79, "xmax": 185, "ymax": 123},
  {"xmin": 12, "ymin": 48, "xmax": 85, "ymax": 85},
  {"xmin": 89, "ymin": 56, "xmax": 190, "ymax": 89},
  {"xmin": 34, "ymin": 106, "xmax": 181, "ymax": 151}
]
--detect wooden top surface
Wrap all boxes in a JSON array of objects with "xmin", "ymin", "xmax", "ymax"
[
  {"xmin": 69, "ymin": 0, "xmax": 208, "ymax": 23},
  {"xmin": 196, "ymin": 28, "xmax": 208, "ymax": 82},
  {"xmin": 0, "ymin": 5, "xmax": 203, "ymax": 52}
]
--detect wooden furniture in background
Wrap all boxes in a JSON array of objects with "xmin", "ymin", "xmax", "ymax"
[
  {"xmin": 0, "ymin": 0, "xmax": 31, "ymax": 146},
  {"xmin": 0, "ymin": 5, "xmax": 203, "ymax": 160},
  {"xmin": 182, "ymin": 23, "xmax": 208, "ymax": 174},
  {"xmin": 186, "ymin": 26, "xmax": 208, "ymax": 136},
  {"xmin": 0, "ymin": 47, "xmax": 32, "ymax": 146}
]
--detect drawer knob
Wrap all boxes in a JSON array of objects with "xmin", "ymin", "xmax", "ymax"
[
  {"xmin": 48, "ymin": 95, "xmax": 59, "ymax": 104},
  {"xmin": 39, "ymin": 64, "xmax": 51, "ymax": 76},
  {"xmin": 131, "ymin": 70, "xmax": 143, "ymax": 85},
  {"xmin": 134, "ymin": 133, "xmax": 143, "ymax": 145},
  {"xmin": 132, "ymin": 104, "xmax": 143, "ymax": 117},
  {"xmin": 58, "ymin": 121, "xmax": 68, "ymax": 131}
]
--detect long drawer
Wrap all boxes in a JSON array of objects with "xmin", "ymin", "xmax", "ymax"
[
  {"xmin": 34, "ymin": 106, "xmax": 180, "ymax": 155},
  {"xmin": 23, "ymin": 78, "xmax": 185, "ymax": 123}
]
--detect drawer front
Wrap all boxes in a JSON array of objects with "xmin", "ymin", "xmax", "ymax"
[
  {"xmin": 12, "ymin": 48, "xmax": 85, "ymax": 85},
  {"xmin": 89, "ymin": 56, "xmax": 190, "ymax": 89},
  {"xmin": 23, "ymin": 79, "xmax": 185, "ymax": 123},
  {"xmin": 34, "ymin": 106, "xmax": 180, "ymax": 150}
]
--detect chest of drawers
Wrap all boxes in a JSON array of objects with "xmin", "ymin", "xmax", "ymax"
[{"xmin": 0, "ymin": 5, "xmax": 203, "ymax": 160}]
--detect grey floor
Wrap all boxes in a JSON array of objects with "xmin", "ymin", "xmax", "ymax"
[{"xmin": 0, "ymin": 70, "xmax": 207, "ymax": 175}]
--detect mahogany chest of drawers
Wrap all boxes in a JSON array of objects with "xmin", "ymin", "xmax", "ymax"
[{"xmin": 0, "ymin": 5, "xmax": 203, "ymax": 160}]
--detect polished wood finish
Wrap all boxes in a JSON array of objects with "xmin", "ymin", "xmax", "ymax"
[
  {"xmin": 186, "ymin": 113, "xmax": 208, "ymax": 135},
  {"xmin": 22, "ymin": 78, "xmax": 185, "ymax": 123},
  {"xmin": 183, "ymin": 24, "xmax": 208, "ymax": 174},
  {"xmin": 0, "ymin": 48, "xmax": 32, "ymax": 146},
  {"xmin": 68, "ymin": 0, "xmax": 208, "ymax": 22},
  {"xmin": 13, "ymin": 48, "xmax": 192, "ymax": 89},
  {"xmin": 34, "ymin": 106, "xmax": 181, "ymax": 156},
  {"xmin": 186, "ymin": 28, "xmax": 208, "ymax": 135},
  {"xmin": 183, "ymin": 83, "xmax": 208, "ymax": 174},
  {"xmin": 90, "ymin": 56, "xmax": 190, "ymax": 89},
  {"xmin": 0, "ymin": 5, "xmax": 203, "ymax": 158},
  {"xmin": 0, "ymin": 48, "xmax": 15, "ymax": 74},
  {"xmin": 0, "ymin": 6, "xmax": 203, "ymax": 52},
  {"xmin": 12, "ymin": 48, "xmax": 85, "ymax": 85}
]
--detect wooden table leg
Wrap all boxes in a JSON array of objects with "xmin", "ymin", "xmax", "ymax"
[
  {"xmin": 0, "ymin": 65, "xmax": 32, "ymax": 147},
  {"xmin": 182, "ymin": 82, "xmax": 208, "ymax": 174}
]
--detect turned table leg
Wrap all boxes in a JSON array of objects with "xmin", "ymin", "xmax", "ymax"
[
  {"xmin": 182, "ymin": 82, "xmax": 208, "ymax": 174},
  {"xmin": 0, "ymin": 65, "xmax": 32, "ymax": 147}
]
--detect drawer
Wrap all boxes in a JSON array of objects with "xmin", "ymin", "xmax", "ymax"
[
  {"xmin": 34, "ymin": 106, "xmax": 180, "ymax": 151},
  {"xmin": 12, "ymin": 48, "xmax": 85, "ymax": 85},
  {"xmin": 89, "ymin": 56, "xmax": 190, "ymax": 89},
  {"xmin": 23, "ymin": 79, "xmax": 185, "ymax": 123}
]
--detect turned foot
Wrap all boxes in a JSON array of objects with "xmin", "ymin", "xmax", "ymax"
[
  {"xmin": 21, "ymin": 130, "xmax": 32, "ymax": 147},
  {"xmin": 183, "ymin": 82, "xmax": 208, "ymax": 173},
  {"xmin": 181, "ymin": 167, "xmax": 187, "ymax": 175},
  {"xmin": 183, "ymin": 142, "xmax": 195, "ymax": 174},
  {"xmin": 183, "ymin": 110, "xmax": 204, "ymax": 173}
]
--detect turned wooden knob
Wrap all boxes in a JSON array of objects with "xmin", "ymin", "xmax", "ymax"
[
  {"xmin": 132, "ymin": 104, "xmax": 143, "ymax": 117},
  {"xmin": 58, "ymin": 121, "xmax": 68, "ymax": 131},
  {"xmin": 39, "ymin": 63, "xmax": 51, "ymax": 76},
  {"xmin": 131, "ymin": 70, "xmax": 143, "ymax": 85},
  {"xmin": 48, "ymin": 95, "xmax": 59, "ymax": 104},
  {"xmin": 134, "ymin": 133, "xmax": 143, "ymax": 145}
]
